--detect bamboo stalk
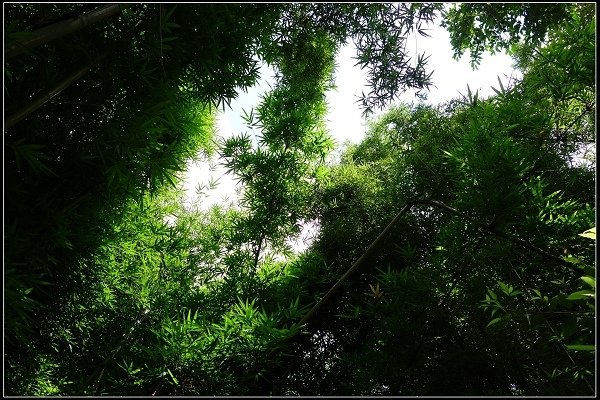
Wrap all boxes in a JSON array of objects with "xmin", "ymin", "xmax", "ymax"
[
  {"xmin": 5, "ymin": 4, "xmax": 129, "ymax": 60},
  {"xmin": 297, "ymin": 202, "xmax": 414, "ymax": 327},
  {"xmin": 297, "ymin": 198, "xmax": 583, "ymax": 328},
  {"xmin": 5, "ymin": 50, "xmax": 109, "ymax": 129},
  {"xmin": 255, "ymin": 198, "xmax": 584, "ymax": 392}
]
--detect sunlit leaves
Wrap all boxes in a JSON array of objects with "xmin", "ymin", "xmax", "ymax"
[
  {"xmin": 578, "ymin": 227, "xmax": 596, "ymax": 240},
  {"xmin": 565, "ymin": 344, "xmax": 595, "ymax": 352},
  {"xmin": 4, "ymin": 2, "xmax": 597, "ymax": 396},
  {"xmin": 579, "ymin": 276, "xmax": 595, "ymax": 289},
  {"xmin": 218, "ymin": 25, "xmax": 337, "ymax": 268},
  {"xmin": 441, "ymin": 3, "xmax": 578, "ymax": 67},
  {"xmin": 565, "ymin": 290, "xmax": 595, "ymax": 301}
]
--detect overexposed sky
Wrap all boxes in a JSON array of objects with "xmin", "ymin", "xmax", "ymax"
[
  {"xmin": 325, "ymin": 20, "xmax": 522, "ymax": 147},
  {"xmin": 182, "ymin": 14, "xmax": 521, "ymax": 215}
]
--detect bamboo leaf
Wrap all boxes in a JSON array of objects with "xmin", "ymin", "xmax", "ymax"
[
  {"xmin": 578, "ymin": 227, "xmax": 596, "ymax": 240},
  {"xmin": 497, "ymin": 75, "xmax": 505, "ymax": 93},
  {"xmin": 166, "ymin": 368, "xmax": 179, "ymax": 385},
  {"xmin": 565, "ymin": 344, "xmax": 595, "ymax": 352},
  {"xmin": 580, "ymin": 276, "xmax": 595, "ymax": 289},
  {"xmin": 566, "ymin": 290, "xmax": 595, "ymax": 300}
]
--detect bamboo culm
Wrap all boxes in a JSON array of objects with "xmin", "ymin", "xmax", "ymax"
[{"xmin": 5, "ymin": 4, "xmax": 130, "ymax": 60}]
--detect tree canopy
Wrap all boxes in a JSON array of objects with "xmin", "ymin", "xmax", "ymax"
[{"xmin": 3, "ymin": 3, "xmax": 596, "ymax": 396}]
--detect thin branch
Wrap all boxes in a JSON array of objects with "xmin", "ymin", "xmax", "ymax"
[
  {"xmin": 519, "ymin": 101, "xmax": 595, "ymax": 184},
  {"xmin": 415, "ymin": 199, "xmax": 583, "ymax": 274}
]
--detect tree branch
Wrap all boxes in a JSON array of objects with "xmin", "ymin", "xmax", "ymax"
[{"xmin": 412, "ymin": 199, "xmax": 583, "ymax": 274}]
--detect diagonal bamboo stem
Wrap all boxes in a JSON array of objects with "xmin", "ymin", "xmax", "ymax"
[
  {"xmin": 4, "ymin": 4, "xmax": 130, "ymax": 60},
  {"xmin": 5, "ymin": 50, "xmax": 109, "ymax": 130},
  {"xmin": 258, "ymin": 198, "xmax": 584, "ymax": 393},
  {"xmin": 296, "ymin": 202, "xmax": 414, "ymax": 327},
  {"xmin": 297, "ymin": 198, "xmax": 582, "ymax": 329}
]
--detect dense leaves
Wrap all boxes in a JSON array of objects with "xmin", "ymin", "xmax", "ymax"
[
  {"xmin": 4, "ymin": 3, "xmax": 596, "ymax": 396},
  {"xmin": 275, "ymin": 7, "xmax": 595, "ymax": 393},
  {"xmin": 440, "ymin": 3, "xmax": 593, "ymax": 67}
]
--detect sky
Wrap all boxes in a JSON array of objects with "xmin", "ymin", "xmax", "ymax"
[{"xmin": 181, "ymin": 17, "xmax": 522, "ymax": 215}]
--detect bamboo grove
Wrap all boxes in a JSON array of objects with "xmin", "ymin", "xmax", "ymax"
[{"xmin": 3, "ymin": 3, "xmax": 596, "ymax": 396}]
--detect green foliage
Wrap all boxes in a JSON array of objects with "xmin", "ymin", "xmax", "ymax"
[
  {"xmin": 220, "ymin": 27, "xmax": 337, "ymax": 264},
  {"xmin": 273, "ymin": 7, "xmax": 595, "ymax": 393},
  {"xmin": 440, "ymin": 3, "xmax": 589, "ymax": 67},
  {"xmin": 4, "ymin": 3, "xmax": 596, "ymax": 397},
  {"xmin": 479, "ymin": 226, "xmax": 595, "ymax": 389},
  {"xmin": 260, "ymin": 3, "xmax": 443, "ymax": 115}
]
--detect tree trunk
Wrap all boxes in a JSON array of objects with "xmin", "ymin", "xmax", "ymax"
[
  {"xmin": 5, "ymin": 50, "xmax": 109, "ymax": 129},
  {"xmin": 5, "ymin": 4, "xmax": 130, "ymax": 60}
]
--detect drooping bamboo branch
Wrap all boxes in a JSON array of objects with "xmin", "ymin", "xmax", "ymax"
[
  {"xmin": 4, "ymin": 4, "xmax": 130, "ymax": 60},
  {"xmin": 5, "ymin": 50, "xmax": 109, "ymax": 130}
]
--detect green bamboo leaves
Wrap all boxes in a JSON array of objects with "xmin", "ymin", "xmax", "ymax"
[{"xmin": 578, "ymin": 227, "xmax": 596, "ymax": 240}]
